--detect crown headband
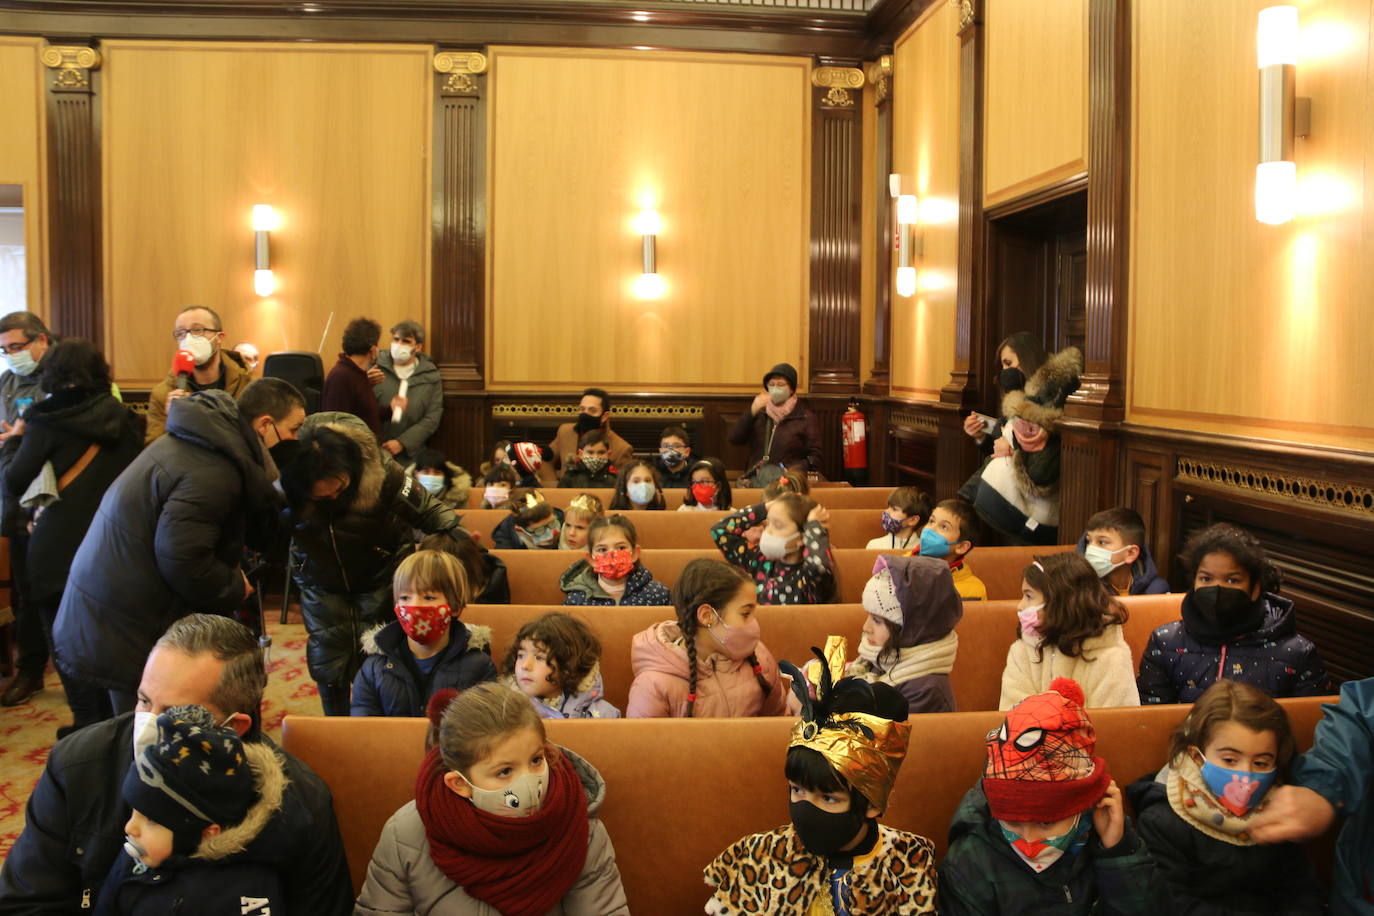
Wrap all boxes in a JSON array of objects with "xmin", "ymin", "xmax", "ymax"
[{"xmin": 568, "ymin": 493, "xmax": 604, "ymax": 515}]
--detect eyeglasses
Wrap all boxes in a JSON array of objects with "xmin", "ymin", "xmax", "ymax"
[
  {"xmin": 172, "ymin": 326, "xmax": 221, "ymax": 341},
  {"xmin": 1, "ymin": 339, "xmax": 34, "ymax": 355}
]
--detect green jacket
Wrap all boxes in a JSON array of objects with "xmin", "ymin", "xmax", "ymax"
[
  {"xmin": 938, "ymin": 783, "xmax": 1169, "ymax": 916},
  {"xmin": 373, "ymin": 351, "xmax": 443, "ymax": 462}
]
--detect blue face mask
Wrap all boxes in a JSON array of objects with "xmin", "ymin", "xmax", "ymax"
[
  {"xmin": 1199, "ymin": 758, "xmax": 1278, "ymax": 816},
  {"xmin": 627, "ymin": 480, "xmax": 656, "ymax": 505},
  {"xmin": 880, "ymin": 511, "xmax": 906, "ymax": 535},
  {"xmin": 4, "ymin": 348, "xmax": 37, "ymax": 377},
  {"xmin": 417, "ymin": 474, "xmax": 445, "ymax": 496},
  {"xmin": 919, "ymin": 526, "xmax": 951, "ymax": 559}
]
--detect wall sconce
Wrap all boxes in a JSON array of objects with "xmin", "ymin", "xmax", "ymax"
[
  {"xmin": 251, "ymin": 205, "xmax": 278, "ymax": 296},
  {"xmin": 894, "ymin": 189, "xmax": 920, "ymax": 299},
  {"xmin": 632, "ymin": 208, "xmax": 664, "ymax": 300},
  {"xmin": 1255, "ymin": 6, "xmax": 1311, "ymax": 224}
]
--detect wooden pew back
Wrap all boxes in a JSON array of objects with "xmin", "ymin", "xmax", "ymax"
[{"xmin": 466, "ymin": 486, "xmax": 897, "ymax": 510}]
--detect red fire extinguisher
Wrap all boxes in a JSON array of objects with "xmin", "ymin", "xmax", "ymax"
[{"xmin": 841, "ymin": 399, "xmax": 869, "ymax": 485}]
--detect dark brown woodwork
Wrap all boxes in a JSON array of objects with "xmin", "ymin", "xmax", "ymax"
[
  {"xmin": 863, "ymin": 55, "xmax": 893, "ymax": 397},
  {"xmin": 42, "ymin": 45, "xmax": 103, "ymax": 348},
  {"xmin": 863, "ymin": 0, "xmax": 938, "ymax": 55},
  {"xmin": 808, "ymin": 63, "xmax": 865, "ymax": 394},
  {"xmin": 430, "ymin": 51, "xmax": 486, "ymax": 389}
]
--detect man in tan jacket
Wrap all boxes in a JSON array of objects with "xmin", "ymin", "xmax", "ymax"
[
  {"xmin": 145, "ymin": 306, "xmax": 253, "ymax": 444},
  {"xmin": 539, "ymin": 387, "xmax": 633, "ymax": 485}
]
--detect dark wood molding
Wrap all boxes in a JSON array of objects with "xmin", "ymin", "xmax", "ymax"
[
  {"xmin": 863, "ymin": 53, "xmax": 893, "ymax": 397},
  {"xmin": 41, "ymin": 42, "xmax": 103, "ymax": 348},
  {"xmin": 808, "ymin": 61, "xmax": 865, "ymax": 394},
  {"xmin": 430, "ymin": 48, "xmax": 486, "ymax": 389},
  {"xmin": 981, "ymin": 172, "xmax": 1088, "ymax": 222},
  {"xmin": 863, "ymin": 0, "xmax": 938, "ymax": 55}
]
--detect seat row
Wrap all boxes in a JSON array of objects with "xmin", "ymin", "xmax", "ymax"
[
  {"xmin": 463, "ymin": 593, "xmax": 1185, "ymax": 713},
  {"xmin": 282, "ymin": 696, "xmax": 1337, "ymax": 913},
  {"xmin": 465, "ymin": 485, "xmax": 893, "ymax": 510},
  {"xmin": 487, "ymin": 544, "xmax": 1077, "ymax": 604}
]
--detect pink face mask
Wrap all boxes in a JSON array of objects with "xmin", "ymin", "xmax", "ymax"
[
  {"xmin": 1017, "ymin": 604, "xmax": 1044, "ymax": 640},
  {"xmin": 707, "ymin": 612, "xmax": 761, "ymax": 661}
]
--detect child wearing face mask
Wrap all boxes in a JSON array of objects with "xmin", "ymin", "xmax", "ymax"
[
  {"xmin": 478, "ymin": 464, "xmax": 518, "ymax": 508},
  {"xmin": 1075, "ymin": 507, "xmax": 1170, "ymax": 596},
  {"xmin": 559, "ymin": 515, "xmax": 671, "ymax": 606},
  {"xmin": 627, "ymin": 558, "xmax": 794, "ymax": 718},
  {"xmin": 407, "ymin": 448, "xmax": 473, "ymax": 509},
  {"xmin": 656, "ymin": 425, "xmax": 694, "ymax": 488},
  {"xmin": 557, "ymin": 429, "xmax": 617, "ymax": 489},
  {"xmin": 711, "ymin": 492, "xmax": 835, "ymax": 605},
  {"xmin": 491, "ymin": 488, "xmax": 565, "ymax": 550},
  {"xmin": 705, "ymin": 664, "xmax": 938, "ymax": 914},
  {"xmin": 1138, "ymin": 523, "xmax": 1329, "ymax": 706},
  {"xmin": 355, "ymin": 682, "xmax": 630, "ymax": 915},
  {"xmin": 502, "ymin": 612, "xmax": 621, "ymax": 719},
  {"xmin": 907, "ymin": 497, "xmax": 988, "ymax": 601},
  {"xmin": 999, "ymin": 553, "xmax": 1138, "ymax": 710},
  {"xmin": 558, "ymin": 493, "xmax": 604, "ymax": 550},
  {"xmin": 351, "ymin": 550, "xmax": 497, "ymax": 717},
  {"xmin": 678, "ymin": 457, "xmax": 732, "ymax": 511},
  {"xmin": 941, "ymin": 679, "xmax": 1168, "ymax": 915},
  {"xmin": 608, "ymin": 459, "xmax": 666, "ymax": 511},
  {"xmin": 1126, "ymin": 680, "xmax": 1326, "ymax": 915},
  {"xmin": 866, "ymin": 486, "xmax": 931, "ymax": 551},
  {"xmin": 99, "ymin": 704, "xmax": 288, "ymax": 914}
]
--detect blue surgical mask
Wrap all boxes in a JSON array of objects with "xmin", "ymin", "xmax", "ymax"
[
  {"xmin": 1084, "ymin": 543, "xmax": 1128, "ymax": 578},
  {"xmin": 417, "ymin": 474, "xmax": 445, "ymax": 495},
  {"xmin": 919, "ymin": 526, "xmax": 952, "ymax": 559},
  {"xmin": 627, "ymin": 480, "xmax": 656, "ymax": 505},
  {"xmin": 1199, "ymin": 757, "xmax": 1278, "ymax": 816},
  {"xmin": 4, "ymin": 348, "xmax": 37, "ymax": 377}
]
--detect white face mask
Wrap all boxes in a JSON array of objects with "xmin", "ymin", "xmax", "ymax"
[
  {"xmin": 1084, "ymin": 544, "xmax": 1128, "ymax": 578},
  {"xmin": 767, "ymin": 385, "xmax": 791, "ymax": 405},
  {"xmin": 390, "ymin": 342, "xmax": 415, "ymax": 364},
  {"xmin": 181, "ymin": 333, "xmax": 215, "ymax": 367},
  {"xmin": 131, "ymin": 709, "xmax": 156, "ymax": 763},
  {"xmin": 456, "ymin": 766, "xmax": 548, "ymax": 818},
  {"xmin": 4, "ymin": 348, "xmax": 37, "ymax": 377},
  {"xmin": 759, "ymin": 529, "xmax": 795, "ymax": 560},
  {"xmin": 627, "ymin": 480, "xmax": 656, "ymax": 505}
]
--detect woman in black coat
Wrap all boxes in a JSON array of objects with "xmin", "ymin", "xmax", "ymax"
[{"xmin": 3, "ymin": 340, "xmax": 142, "ymax": 729}]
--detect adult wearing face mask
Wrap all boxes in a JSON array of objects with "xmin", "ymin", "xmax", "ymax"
[
  {"xmin": 279, "ymin": 411, "xmax": 459, "ymax": 716},
  {"xmin": 145, "ymin": 306, "xmax": 253, "ymax": 445},
  {"xmin": 373, "ymin": 319, "xmax": 444, "ymax": 462},
  {"xmin": 962, "ymin": 332, "xmax": 1048, "ymax": 461},
  {"xmin": 0, "ymin": 311, "xmax": 53, "ymax": 708},
  {"xmin": 51, "ymin": 380, "xmax": 304, "ymax": 721},
  {"xmin": 542, "ymin": 388, "xmax": 633, "ymax": 486},
  {"xmin": 729, "ymin": 363, "xmax": 822, "ymax": 485},
  {"xmin": 0, "ymin": 614, "xmax": 354, "ymax": 914},
  {"xmin": 321, "ymin": 316, "xmax": 385, "ymax": 437}
]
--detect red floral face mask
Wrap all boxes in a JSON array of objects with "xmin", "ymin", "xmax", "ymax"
[
  {"xmin": 691, "ymin": 482, "xmax": 718, "ymax": 507},
  {"xmin": 395, "ymin": 604, "xmax": 452, "ymax": 645},
  {"xmin": 590, "ymin": 548, "xmax": 635, "ymax": 580}
]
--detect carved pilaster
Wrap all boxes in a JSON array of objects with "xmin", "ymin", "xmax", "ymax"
[{"xmin": 864, "ymin": 54, "xmax": 893, "ymax": 397}]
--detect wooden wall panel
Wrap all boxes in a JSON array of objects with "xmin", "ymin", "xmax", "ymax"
[
  {"xmin": 0, "ymin": 38, "xmax": 48, "ymax": 314},
  {"xmin": 889, "ymin": 2, "xmax": 960, "ymax": 400},
  {"xmin": 983, "ymin": 0, "xmax": 1088, "ymax": 206},
  {"xmin": 102, "ymin": 41, "xmax": 431, "ymax": 386},
  {"xmin": 1130, "ymin": 0, "xmax": 1373, "ymax": 449},
  {"xmin": 486, "ymin": 47, "xmax": 810, "ymax": 392}
]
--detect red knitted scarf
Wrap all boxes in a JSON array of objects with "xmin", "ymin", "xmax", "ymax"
[{"xmin": 414, "ymin": 745, "xmax": 590, "ymax": 916}]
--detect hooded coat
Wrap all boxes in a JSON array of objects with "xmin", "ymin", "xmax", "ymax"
[
  {"xmin": 54, "ymin": 390, "xmax": 277, "ymax": 692},
  {"xmin": 846, "ymin": 555, "xmax": 964, "ymax": 714},
  {"xmin": 1136, "ymin": 592, "xmax": 1330, "ymax": 705},
  {"xmin": 3, "ymin": 386, "xmax": 142, "ymax": 602},
  {"xmin": 1073, "ymin": 534, "xmax": 1170, "ymax": 595},
  {"xmin": 287, "ymin": 412, "xmax": 458, "ymax": 687},
  {"xmin": 350, "ymin": 620, "xmax": 497, "ymax": 718},
  {"xmin": 375, "ymin": 350, "xmax": 444, "ymax": 463},
  {"xmin": 625, "ymin": 620, "xmax": 792, "ymax": 718},
  {"xmin": 559, "ymin": 560, "xmax": 672, "ymax": 607},
  {"xmin": 145, "ymin": 347, "xmax": 253, "ymax": 445},
  {"xmin": 939, "ymin": 782, "xmax": 1169, "ymax": 916},
  {"xmin": 354, "ymin": 746, "xmax": 629, "ymax": 915},
  {"xmin": 94, "ymin": 742, "xmax": 292, "ymax": 916},
  {"xmin": 407, "ymin": 458, "xmax": 473, "ymax": 511}
]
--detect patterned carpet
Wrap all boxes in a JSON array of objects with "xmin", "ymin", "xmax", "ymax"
[{"xmin": 0, "ymin": 617, "xmax": 320, "ymax": 862}]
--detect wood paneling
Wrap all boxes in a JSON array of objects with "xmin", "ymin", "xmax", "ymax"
[
  {"xmin": 889, "ymin": 1, "xmax": 960, "ymax": 400},
  {"xmin": 486, "ymin": 47, "xmax": 810, "ymax": 392},
  {"xmin": 982, "ymin": 0, "xmax": 1088, "ymax": 206},
  {"xmin": 102, "ymin": 41, "xmax": 431, "ymax": 385},
  {"xmin": 1130, "ymin": 0, "xmax": 1373, "ymax": 448},
  {"xmin": 0, "ymin": 38, "xmax": 48, "ymax": 315}
]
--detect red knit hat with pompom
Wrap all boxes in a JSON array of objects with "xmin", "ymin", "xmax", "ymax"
[{"xmin": 981, "ymin": 678, "xmax": 1111, "ymax": 822}]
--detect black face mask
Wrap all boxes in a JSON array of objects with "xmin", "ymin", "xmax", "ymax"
[
  {"xmin": 998, "ymin": 366, "xmax": 1026, "ymax": 392},
  {"xmin": 789, "ymin": 799, "xmax": 869, "ymax": 857},
  {"xmin": 1182, "ymin": 585, "xmax": 1266, "ymax": 645},
  {"xmin": 574, "ymin": 413, "xmax": 602, "ymax": 435},
  {"xmin": 269, "ymin": 439, "xmax": 302, "ymax": 471}
]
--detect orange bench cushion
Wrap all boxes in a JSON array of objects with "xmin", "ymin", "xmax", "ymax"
[{"xmin": 467, "ymin": 486, "xmax": 897, "ymax": 510}]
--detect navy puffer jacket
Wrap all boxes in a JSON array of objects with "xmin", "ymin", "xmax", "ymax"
[
  {"xmin": 1137, "ymin": 592, "xmax": 1330, "ymax": 705},
  {"xmin": 350, "ymin": 619, "xmax": 497, "ymax": 717}
]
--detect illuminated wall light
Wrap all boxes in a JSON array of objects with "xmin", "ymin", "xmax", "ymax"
[
  {"xmin": 1255, "ymin": 6, "xmax": 1310, "ymax": 225},
  {"xmin": 895, "ymin": 267, "xmax": 917, "ymax": 298},
  {"xmin": 251, "ymin": 204, "xmax": 278, "ymax": 297},
  {"xmin": 633, "ymin": 208, "xmax": 663, "ymax": 300},
  {"xmin": 894, "ymin": 192, "xmax": 921, "ymax": 298}
]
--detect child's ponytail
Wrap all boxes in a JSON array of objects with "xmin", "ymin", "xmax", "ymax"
[{"xmin": 672, "ymin": 558, "xmax": 753, "ymax": 719}]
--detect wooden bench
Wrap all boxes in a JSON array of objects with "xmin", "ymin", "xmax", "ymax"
[
  {"xmin": 466, "ymin": 486, "xmax": 898, "ymax": 510},
  {"xmin": 489, "ymin": 544, "xmax": 1077, "ymax": 604},
  {"xmin": 282, "ymin": 695, "xmax": 1336, "ymax": 912},
  {"xmin": 463, "ymin": 594, "xmax": 1186, "ymax": 714}
]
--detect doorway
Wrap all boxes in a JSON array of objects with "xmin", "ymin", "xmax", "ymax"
[{"xmin": 0, "ymin": 186, "xmax": 24, "ymax": 313}]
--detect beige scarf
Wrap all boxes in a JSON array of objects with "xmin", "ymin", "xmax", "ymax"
[{"xmin": 1165, "ymin": 752, "xmax": 1274, "ymax": 846}]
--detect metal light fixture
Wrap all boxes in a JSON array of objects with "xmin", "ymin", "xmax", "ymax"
[
  {"xmin": 252, "ymin": 205, "xmax": 278, "ymax": 296},
  {"xmin": 890, "ymin": 175, "xmax": 921, "ymax": 298},
  {"xmin": 1255, "ymin": 6, "xmax": 1309, "ymax": 225},
  {"xmin": 632, "ymin": 208, "xmax": 664, "ymax": 300}
]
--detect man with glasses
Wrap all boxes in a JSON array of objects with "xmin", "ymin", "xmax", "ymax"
[
  {"xmin": 145, "ymin": 306, "xmax": 253, "ymax": 444},
  {"xmin": 0, "ymin": 311, "xmax": 52, "ymax": 707}
]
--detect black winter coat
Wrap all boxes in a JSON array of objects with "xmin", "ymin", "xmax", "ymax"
[
  {"xmin": 3, "ymin": 387, "xmax": 142, "ymax": 604},
  {"xmin": 728, "ymin": 401, "xmax": 823, "ymax": 472},
  {"xmin": 287, "ymin": 412, "xmax": 457, "ymax": 687},
  {"xmin": 473, "ymin": 549, "xmax": 511, "ymax": 603},
  {"xmin": 1127, "ymin": 771, "xmax": 1326, "ymax": 915},
  {"xmin": 53, "ymin": 390, "xmax": 278, "ymax": 691},
  {"xmin": 349, "ymin": 620, "xmax": 497, "ymax": 717},
  {"xmin": 0, "ymin": 714, "xmax": 354, "ymax": 916}
]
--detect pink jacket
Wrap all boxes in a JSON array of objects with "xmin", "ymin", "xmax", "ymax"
[{"xmin": 626, "ymin": 620, "xmax": 793, "ymax": 719}]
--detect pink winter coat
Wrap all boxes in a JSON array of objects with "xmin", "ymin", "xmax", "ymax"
[{"xmin": 626, "ymin": 620, "xmax": 793, "ymax": 718}]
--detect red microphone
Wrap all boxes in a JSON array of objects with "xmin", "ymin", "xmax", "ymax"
[{"xmin": 172, "ymin": 349, "xmax": 196, "ymax": 392}]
